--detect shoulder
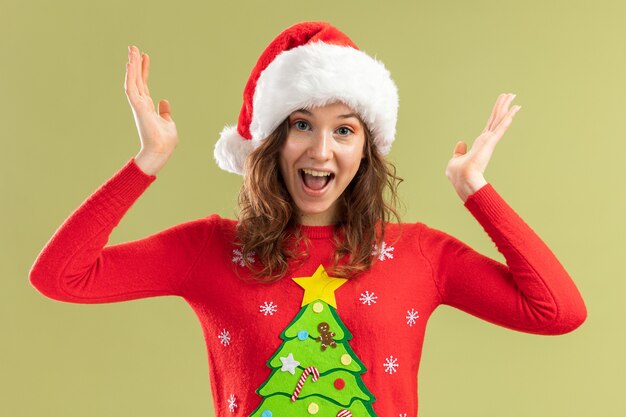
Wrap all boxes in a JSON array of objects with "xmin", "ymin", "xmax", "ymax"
[
  {"xmin": 205, "ymin": 213, "xmax": 237, "ymax": 227},
  {"xmin": 203, "ymin": 213, "xmax": 237, "ymax": 235},
  {"xmin": 382, "ymin": 221, "xmax": 464, "ymax": 248},
  {"xmin": 380, "ymin": 220, "xmax": 425, "ymax": 240},
  {"xmin": 163, "ymin": 214, "xmax": 237, "ymax": 244}
]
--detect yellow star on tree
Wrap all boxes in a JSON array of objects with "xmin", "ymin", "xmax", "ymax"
[{"xmin": 292, "ymin": 264, "xmax": 348, "ymax": 308}]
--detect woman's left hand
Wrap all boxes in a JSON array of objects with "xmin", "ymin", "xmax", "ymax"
[{"xmin": 445, "ymin": 93, "xmax": 522, "ymax": 202}]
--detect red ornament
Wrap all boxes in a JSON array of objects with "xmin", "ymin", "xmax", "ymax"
[{"xmin": 334, "ymin": 378, "xmax": 345, "ymax": 390}]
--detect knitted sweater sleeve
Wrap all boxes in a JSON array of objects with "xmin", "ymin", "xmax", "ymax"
[
  {"xmin": 29, "ymin": 158, "xmax": 212, "ymax": 304},
  {"xmin": 418, "ymin": 183, "xmax": 587, "ymax": 335}
]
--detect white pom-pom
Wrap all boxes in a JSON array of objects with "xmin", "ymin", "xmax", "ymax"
[{"xmin": 213, "ymin": 125, "xmax": 254, "ymax": 175}]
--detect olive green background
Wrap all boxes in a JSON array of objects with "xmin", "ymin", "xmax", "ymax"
[{"xmin": 2, "ymin": 0, "xmax": 621, "ymax": 416}]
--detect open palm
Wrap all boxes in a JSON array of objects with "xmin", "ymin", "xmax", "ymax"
[
  {"xmin": 124, "ymin": 45, "xmax": 179, "ymax": 155},
  {"xmin": 445, "ymin": 93, "xmax": 521, "ymax": 195}
]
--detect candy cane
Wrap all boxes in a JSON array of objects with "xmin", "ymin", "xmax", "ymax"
[
  {"xmin": 337, "ymin": 410, "xmax": 352, "ymax": 417},
  {"xmin": 291, "ymin": 366, "xmax": 320, "ymax": 401}
]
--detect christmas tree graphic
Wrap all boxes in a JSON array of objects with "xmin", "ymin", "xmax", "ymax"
[{"xmin": 250, "ymin": 265, "xmax": 377, "ymax": 416}]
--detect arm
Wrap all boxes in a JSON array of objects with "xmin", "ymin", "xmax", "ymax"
[
  {"xmin": 29, "ymin": 157, "xmax": 213, "ymax": 303},
  {"xmin": 419, "ymin": 183, "xmax": 587, "ymax": 335},
  {"xmin": 28, "ymin": 45, "xmax": 212, "ymax": 302}
]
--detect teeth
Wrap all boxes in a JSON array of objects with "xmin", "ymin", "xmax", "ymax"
[{"xmin": 302, "ymin": 169, "xmax": 332, "ymax": 177}]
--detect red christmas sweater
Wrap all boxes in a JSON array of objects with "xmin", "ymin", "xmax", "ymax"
[{"xmin": 29, "ymin": 157, "xmax": 587, "ymax": 417}]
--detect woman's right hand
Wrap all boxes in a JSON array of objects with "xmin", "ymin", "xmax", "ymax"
[{"xmin": 125, "ymin": 45, "xmax": 179, "ymax": 175}]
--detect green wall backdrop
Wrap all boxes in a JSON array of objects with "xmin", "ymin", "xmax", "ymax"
[{"xmin": 3, "ymin": 0, "xmax": 622, "ymax": 416}]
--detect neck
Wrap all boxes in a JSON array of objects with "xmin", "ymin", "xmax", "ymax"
[
  {"xmin": 298, "ymin": 217, "xmax": 336, "ymax": 226},
  {"xmin": 297, "ymin": 210, "xmax": 337, "ymax": 226}
]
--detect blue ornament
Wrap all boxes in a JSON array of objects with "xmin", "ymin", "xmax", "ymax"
[
  {"xmin": 261, "ymin": 410, "xmax": 273, "ymax": 417},
  {"xmin": 297, "ymin": 330, "xmax": 309, "ymax": 340}
]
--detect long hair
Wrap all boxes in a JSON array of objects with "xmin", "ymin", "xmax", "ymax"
[{"xmin": 235, "ymin": 115, "xmax": 403, "ymax": 283}]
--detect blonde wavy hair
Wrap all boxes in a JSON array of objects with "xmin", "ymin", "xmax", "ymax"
[{"xmin": 234, "ymin": 113, "xmax": 403, "ymax": 283}]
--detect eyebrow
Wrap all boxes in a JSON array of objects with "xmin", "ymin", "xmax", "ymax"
[{"xmin": 291, "ymin": 108, "xmax": 359, "ymax": 119}]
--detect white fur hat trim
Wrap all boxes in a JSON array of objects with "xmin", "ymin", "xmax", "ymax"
[{"xmin": 214, "ymin": 41, "xmax": 398, "ymax": 175}]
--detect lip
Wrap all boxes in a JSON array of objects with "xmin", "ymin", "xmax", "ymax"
[
  {"xmin": 298, "ymin": 168, "xmax": 334, "ymax": 197},
  {"xmin": 300, "ymin": 167, "xmax": 335, "ymax": 175}
]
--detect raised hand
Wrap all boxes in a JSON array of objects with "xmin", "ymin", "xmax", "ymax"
[
  {"xmin": 125, "ymin": 45, "xmax": 179, "ymax": 175},
  {"xmin": 445, "ymin": 93, "xmax": 521, "ymax": 202}
]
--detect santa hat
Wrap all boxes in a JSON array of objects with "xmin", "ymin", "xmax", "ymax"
[{"xmin": 214, "ymin": 21, "xmax": 399, "ymax": 175}]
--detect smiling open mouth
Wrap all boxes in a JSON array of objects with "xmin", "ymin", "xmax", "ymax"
[{"xmin": 300, "ymin": 169, "xmax": 335, "ymax": 191}]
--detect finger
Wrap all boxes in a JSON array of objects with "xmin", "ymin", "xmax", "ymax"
[
  {"xmin": 141, "ymin": 52, "xmax": 151, "ymax": 96},
  {"xmin": 125, "ymin": 46, "xmax": 139, "ymax": 100},
  {"xmin": 492, "ymin": 105, "xmax": 521, "ymax": 138},
  {"xmin": 484, "ymin": 93, "xmax": 506, "ymax": 132},
  {"xmin": 453, "ymin": 140, "xmax": 467, "ymax": 157},
  {"xmin": 491, "ymin": 93, "xmax": 516, "ymax": 131},
  {"xmin": 132, "ymin": 46, "xmax": 145, "ymax": 96},
  {"xmin": 491, "ymin": 94, "xmax": 513, "ymax": 128},
  {"xmin": 158, "ymin": 99, "xmax": 172, "ymax": 121}
]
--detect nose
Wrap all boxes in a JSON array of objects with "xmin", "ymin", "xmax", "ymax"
[{"xmin": 307, "ymin": 128, "xmax": 334, "ymax": 161}]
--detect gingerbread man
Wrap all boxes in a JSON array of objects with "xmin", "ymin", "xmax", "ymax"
[{"xmin": 316, "ymin": 322, "xmax": 337, "ymax": 351}]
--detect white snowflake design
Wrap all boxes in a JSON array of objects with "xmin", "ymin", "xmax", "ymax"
[
  {"xmin": 399, "ymin": 414, "xmax": 407, "ymax": 417},
  {"xmin": 384, "ymin": 355, "xmax": 399, "ymax": 375},
  {"xmin": 406, "ymin": 309, "xmax": 420, "ymax": 327},
  {"xmin": 218, "ymin": 329, "xmax": 231, "ymax": 346},
  {"xmin": 359, "ymin": 290, "xmax": 378, "ymax": 306},
  {"xmin": 259, "ymin": 301, "xmax": 278, "ymax": 316},
  {"xmin": 372, "ymin": 241, "xmax": 395, "ymax": 261},
  {"xmin": 227, "ymin": 394, "xmax": 237, "ymax": 413},
  {"xmin": 232, "ymin": 248, "xmax": 255, "ymax": 266}
]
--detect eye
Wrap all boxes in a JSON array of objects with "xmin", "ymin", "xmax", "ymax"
[
  {"xmin": 336, "ymin": 126, "xmax": 353, "ymax": 136},
  {"xmin": 293, "ymin": 120, "xmax": 310, "ymax": 131}
]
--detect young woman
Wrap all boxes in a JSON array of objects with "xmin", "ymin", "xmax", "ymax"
[{"xmin": 30, "ymin": 21, "xmax": 587, "ymax": 417}]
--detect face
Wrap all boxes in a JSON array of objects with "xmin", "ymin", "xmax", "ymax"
[{"xmin": 278, "ymin": 101, "xmax": 366, "ymax": 226}]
